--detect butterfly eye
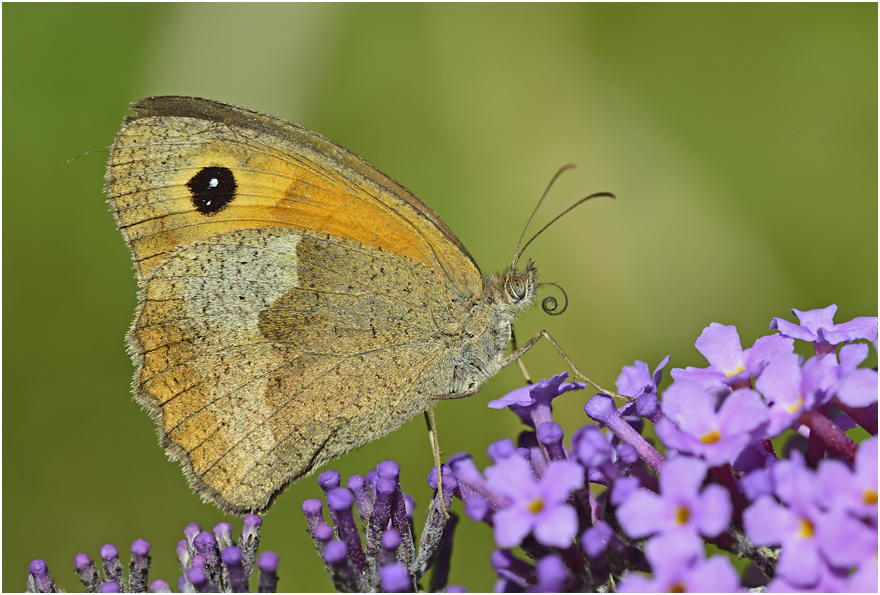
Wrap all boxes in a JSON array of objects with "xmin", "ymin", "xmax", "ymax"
[{"xmin": 506, "ymin": 275, "xmax": 527, "ymax": 302}]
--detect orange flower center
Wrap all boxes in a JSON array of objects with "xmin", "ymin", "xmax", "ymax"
[
  {"xmin": 786, "ymin": 396, "xmax": 804, "ymax": 413},
  {"xmin": 725, "ymin": 365, "xmax": 745, "ymax": 378},
  {"xmin": 676, "ymin": 506, "xmax": 691, "ymax": 525},
  {"xmin": 700, "ymin": 429, "xmax": 722, "ymax": 444},
  {"xmin": 798, "ymin": 518, "xmax": 814, "ymax": 538},
  {"xmin": 527, "ymin": 497, "xmax": 544, "ymax": 514}
]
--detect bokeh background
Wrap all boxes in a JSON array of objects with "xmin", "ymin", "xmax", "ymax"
[{"xmin": 4, "ymin": 4, "xmax": 876, "ymax": 592}]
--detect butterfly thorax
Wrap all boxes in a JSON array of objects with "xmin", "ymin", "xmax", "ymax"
[{"xmin": 445, "ymin": 262, "xmax": 537, "ymax": 394}]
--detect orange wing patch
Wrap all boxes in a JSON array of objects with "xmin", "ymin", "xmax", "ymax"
[{"xmin": 108, "ymin": 118, "xmax": 476, "ymax": 295}]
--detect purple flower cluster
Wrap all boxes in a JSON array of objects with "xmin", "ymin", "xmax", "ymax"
[
  {"xmin": 28, "ymin": 305, "xmax": 876, "ymax": 592},
  {"xmin": 26, "ymin": 516, "xmax": 278, "ymax": 593},
  {"xmin": 440, "ymin": 305, "xmax": 876, "ymax": 592},
  {"xmin": 301, "ymin": 461, "xmax": 465, "ymax": 593}
]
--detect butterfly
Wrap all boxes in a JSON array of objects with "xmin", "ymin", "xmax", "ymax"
[{"xmin": 106, "ymin": 96, "xmax": 615, "ymax": 514}]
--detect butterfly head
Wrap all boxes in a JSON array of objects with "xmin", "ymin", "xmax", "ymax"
[{"xmin": 503, "ymin": 260, "xmax": 538, "ymax": 312}]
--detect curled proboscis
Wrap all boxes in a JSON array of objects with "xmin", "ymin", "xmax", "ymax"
[{"xmin": 538, "ymin": 282, "xmax": 568, "ymax": 316}]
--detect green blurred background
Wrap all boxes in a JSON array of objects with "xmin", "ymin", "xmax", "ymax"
[{"xmin": 4, "ymin": 4, "xmax": 876, "ymax": 592}]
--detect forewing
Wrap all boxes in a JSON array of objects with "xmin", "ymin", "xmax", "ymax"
[{"xmin": 107, "ymin": 96, "xmax": 483, "ymax": 297}]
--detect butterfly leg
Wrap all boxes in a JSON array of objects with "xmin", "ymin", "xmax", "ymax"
[
  {"xmin": 427, "ymin": 387, "xmax": 486, "ymax": 517},
  {"xmin": 424, "ymin": 406, "xmax": 450, "ymax": 519},
  {"xmin": 509, "ymin": 325, "xmax": 534, "ymax": 385},
  {"xmin": 501, "ymin": 330, "xmax": 634, "ymax": 402}
]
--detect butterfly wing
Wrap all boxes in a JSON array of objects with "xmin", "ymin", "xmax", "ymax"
[
  {"xmin": 106, "ymin": 97, "xmax": 480, "ymax": 513},
  {"xmin": 109, "ymin": 96, "xmax": 481, "ymax": 289}
]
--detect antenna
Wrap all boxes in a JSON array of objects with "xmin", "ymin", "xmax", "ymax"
[
  {"xmin": 512, "ymin": 164, "xmax": 577, "ymax": 268},
  {"xmin": 512, "ymin": 188, "xmax": 616, "ymax": 269}
]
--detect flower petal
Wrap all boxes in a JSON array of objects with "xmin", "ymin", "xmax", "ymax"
[
  {"xmin": 617, "ymin": 489, "xmax": 673, "ymax": 538},
  {"xmin": 717, "ymin": 389, "xmax": 768, "ymax": 436},
  {"xmin": 661, "ymin": 382, "xmax": 718, "ymax": 436},
  {"xmin": 684, "ymin": 556, "xmax": 742, "ymax": 592},
  {"xmin": 533, "ymin": 504, "xmax": 578, "ymax": 548},
  {"xmin": 485, "ymin": 456, "xmax": 537, "ymax": 502},
  {"xmin": 493, "ymin": 507, "xmax": 535, "ymax": 548},
  {"xmin": 744, "ymin": 496, "xmax": 797, "ymax": 545},
  {"xmin": 538, "ymin": 460, "xmax": 584, "ymax": 504},
  {"xmin": 694, "ymin": 323, "xmax": 745, "ymax": 374},
  {"xmin": 792, "ymin": 305, "xmax": 838, "ymax": 335},
  {"xmin": 743, "ymin": 334, "xmax": 794, "ymax": 369},
  {"xmin": 694, "ymin": 484, "xmax": 732, "ymax": 538},
  {"xmin": 659, "ymin": 456, "xmax": 708, "ymax": 501},
  {"xmin": 838, "ymin": 368, "xmax": 878, "ymax": 407}
]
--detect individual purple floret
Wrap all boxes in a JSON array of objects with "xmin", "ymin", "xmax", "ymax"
[
  {"xmin": 26, "ymin": 559, "xmax": 56, "ymax": 593},
  {"xmin": 378, "ymin": 561, "xmax": 412, "ymax": 593},
  {"xmin": 184, "ymin": 523, "xmax": 203, "ymax": 550},
  {"xmin": 319, "ymin": 470, "xmax": 343, "ymax": 528},
  {"xmin": 187, "ymin": 567, "xmax": 217, "ymax": 593},
  {"xmin": 671, "ymin": 322, "xmax": 793, "ymax": 388},
  {"xmin": 615, "ymin": 356, "xmax": 669, "ymax": 423},
  {"xmin": 533, "ymin": 555, "xmax": 567, "ymax": 591},
  {"xmin": 379, "ymin": 530, "xmax": 401, "ymax": 568},
  {"xmin": 302, "ymin": 498, "xmax": 326, "ymax": 535},
  {"xmin": 257, "ymin": 551, "xmax": 279, "ymax": 593},
  {"xmin": 213, "ymin": 523, "xmax": 234, "ymax": 550},
  {"xmin": 101, "ymin": 544, "xmax": 126, "ymax": 591},
  {"xmin": 617, "ymin": 456, "xmax": 731, "ymax": 540},
  {"xmin": 220, "ymin": 546, "xmax": 247, "ymax": 594},
  {"xmin": 654, "ymin": 382, "xmax": 768, "ymax": 466},
  {"xmin": 770, "ymin": 304, "xmax": 878, "ymax": 358},
  {"xmin": 491, "ymin": 548, "xmax": 536, "ymax": 589},
  {"xmin": 616, "ymin": 356, "xmax": 669, "ymax": 398},
  {"xmin": 380, "ymin": 461, "xmax": 420, "ymax": 571},
  {"xmin": 194, "ymin": 531, "xmax": 222, "ymax": 589},
  {"xmin": 323, "ymin": 540, "xmax": 360, "ymax": 592},
  {"xmin": 570, "ymin": 424, "xmax": 615, "ymax": 476},
  {"xmin": 175, "ymin": 539, "xmax": 191, "ymax": 576},
  {"xmin": 487, "ymin": 371, "xmax": 585, "ymax": 427},
  {"xmin": 580, "ymin": 520, "xmax": 613, "ymax": 559},
  {"xmin": 148, "ymin": 579, "xmax": 171, "ymax": 593},
  {"xmin": 486, "ymin": 437, "xmax": 517, "ymax": 462},
  {"xmin": 617, "ymin": 532, "xmax": 741, "ymax": 592},
  {"xmin": 327, "ymin": 488, "xmax": 368, "ymax": 575},
  {"xmin": 754, "ymin": 352, "xmax": 836, "ymax": 435},
  {"xmin": 536, "ymin": 421, "xmax": 567, "ymax": 461},
  {"xmin": 74, "ymin": 552, "xmax": 102, "ymax": 592},
  {"xmin": 484, "ymin": 455, "xmax": 583, "ymax": 548},
  {"xmin": 129, "ymin": 539, "xmax": 151, "ymax": 593},
  {"xmin": 238, "ymin": 514, "xmax": 262, "ymax": 580},
  {"xmin": 347, "ymin": 474, "xmax": 374, "ymax": 523}
]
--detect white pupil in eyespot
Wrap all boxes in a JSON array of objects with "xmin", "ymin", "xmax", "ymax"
[{"xmin": 209, "ymin": 178, "xmax": 219, "ymax": 188}]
